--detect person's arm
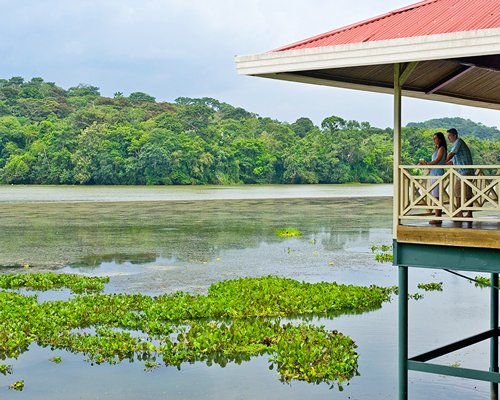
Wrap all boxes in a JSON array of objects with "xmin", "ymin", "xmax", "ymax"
[
  {"xmin": 428, "ymin": 147, "xmax": 445, "ymax": 165},
  {"xmin": 446, "ymin": 139, "xmax": 461, "ymax": 163}
]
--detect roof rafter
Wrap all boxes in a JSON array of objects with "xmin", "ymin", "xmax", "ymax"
[
  {"xmin": 425, "ymin": 65, "xmax": 475, "ymax": 94},
  {"xmin": 455, "ymin": 55, "xmax": 500, "ymax": 72}
]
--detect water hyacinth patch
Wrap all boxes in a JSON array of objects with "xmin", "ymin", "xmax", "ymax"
[
  {"xmin": 0, "ymin": 272, "xmax": 109, "ymax": 294},
  {"xmin": 0, "ymin": 273, "xmax": 396, "ymax": 389},
  {"xmin": 473, "ymin": 276, "xmax": 500, "ymax": 288},
  {"xmin": 0, "ymin": 364, "xmax": 13, "ymax": 375},
  {"xmin": 274, "ymin": 228, "xmax": 303, "ymax": 238},
  {"xmin": 417, "ymin": 282, "xmax": 443, "ymax": 292},
  {"xmin": 8, "ymin": 380, "xmax": 24, "ymax": 391},
  {"xmin": 371, "ymin": 245, "xmax": 393, "ymax": 263}
]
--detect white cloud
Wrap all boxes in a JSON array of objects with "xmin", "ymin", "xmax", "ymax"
[{"xmin": 0, "ymin": 0, "xmax": 497, "ymax": 129}]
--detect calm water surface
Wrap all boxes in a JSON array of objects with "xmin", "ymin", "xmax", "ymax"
[
  {"xmin": 0, "ymin": 183, "xmax": 392, "ymax": 203},
  {"xmin": 0, "ymin": 185, "xmax": 492, "ymax": 399}
]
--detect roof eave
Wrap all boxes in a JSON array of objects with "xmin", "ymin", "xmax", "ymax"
[
  {"xmin": 253, "ymin": 72, "xmax": 500, "ymax": 111},
  {"xmin": 235, "ymin": 29, "xmax": 500, "ymax": 76}
]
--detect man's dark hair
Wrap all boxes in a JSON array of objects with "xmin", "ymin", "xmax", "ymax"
[{"xmin": 447, "ymin": 128, "xmax": 458, "ymax": 136}]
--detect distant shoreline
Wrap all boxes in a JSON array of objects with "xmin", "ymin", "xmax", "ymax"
[{"xmin": 0, "ymin": 183, "xmax": 393, "ymax": 203}]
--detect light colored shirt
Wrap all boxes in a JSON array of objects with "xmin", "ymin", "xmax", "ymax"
[
  {"xmin": 451, "ymin": 138, "xmax": 473, "ymax": 175},
  {"xmin": 429, "ymin": 146, "xmax": 446, "ymax": 176}
]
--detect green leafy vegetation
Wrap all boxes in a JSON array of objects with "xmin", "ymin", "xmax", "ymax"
[
  {"xmin": 407, "ymin": 117, "xmax": 499, "ymax": 140},
  {"xmin": 417, "ymin": 282, "xmax": 443, "ymax": 292},
  {"xmin": 274, "ymin": 228, "xmax": 303, "ymax": 238},
  {"xmin": 472, "ymin": 276, "xmax": 500, "ymax": 288},
  {"xmin": 0, "ymin": 364, "xmax": 13, "ymax": 375},
  {"xmin": 385, "ymin": 289, "xmax": 424, "ymax": 301},
  {"xmin": 370, "ymin": 244, "xmax": 391, "ymax": 252},
  {"xmin": 474, "ymin": 276, "xmax": 490, "ymax": 287},
  {"xmin": 371, "ymin": 245, "xmax": 393, "ymax": 263},
  {"xmin": 0, "ymin": 272, "xmax": 109, "ymax": 294},
  {"xmin": 0, "ymin": 77, "xmax": 497, "ymax": 185},
  {"xmin": 374, "ymin": 253, "xmax": 393, "ymax": 263},
  {"xmin": 0, "ymin": 273, "xmax": 397, "ymax": 388},
  {"xmin": 8, "ymin": 380, "xmax": 24, "ymax": 391},
  {"xmin": 49, "ymin": 356, "xmax": 62, "ymax": 363},
  {"xmin": 144, "ymin": 360, "xmax": 160, "ymax": 371}
]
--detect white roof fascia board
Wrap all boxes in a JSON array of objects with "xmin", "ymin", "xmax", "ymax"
[
  {"xmin": 235, "ymin": 29, "xmax": 500, "ymax": 76},
  {"xmin": 257, "ymin": 72, "xmax": 500, "ymax": 111}
]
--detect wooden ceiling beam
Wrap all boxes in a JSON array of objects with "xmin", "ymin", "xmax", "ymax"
[
  {"xmin": 399, "ymin": 62, "xmax": 419, "ymax": 86},
  {"xmin": 425, "ymin": 65, "xmax": 475, "ymax": 95},
  {"xmin": 455, "ymin": 55, "xmax": 500, "ymax": 72}
]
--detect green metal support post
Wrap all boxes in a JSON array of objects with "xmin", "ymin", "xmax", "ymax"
[
  {"xmin": 491, "ymin": 272, "xmax": 498, "ymax": 400},
  {"xmin": 399, "ymin": 266, "xmax": 408, "ymax": 400}
]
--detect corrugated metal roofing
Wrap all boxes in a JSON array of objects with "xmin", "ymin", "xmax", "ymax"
[{"xmin": 273, "ymin": 0, "xmax": 500, "ymax": 52}]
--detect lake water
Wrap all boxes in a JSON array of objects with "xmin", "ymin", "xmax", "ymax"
[{"xmin": 0, "ymin": 184, "xmax": 493, "ymax": 399}]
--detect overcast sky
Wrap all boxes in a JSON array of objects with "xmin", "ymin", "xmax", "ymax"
[{"xmin": 0, "ymin": 0, "xmax": 498, "ymax": 129}]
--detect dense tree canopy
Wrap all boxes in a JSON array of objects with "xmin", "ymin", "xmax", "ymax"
[
  {"xmin": 0, "ymin": 77, "xmax": 498, "ymax": 185},
  {"xmin": 407, "ymin": 117, "xmax": 500, "ymax": 140}
]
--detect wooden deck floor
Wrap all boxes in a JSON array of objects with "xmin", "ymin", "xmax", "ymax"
[{"xmin": 398, "ymin": 222, "xmax": 500, "ymax": 249}]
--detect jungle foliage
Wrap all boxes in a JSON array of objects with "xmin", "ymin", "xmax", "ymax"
[
  {"xmin": 407, "ymin": 117, "xmax": 500, "ymax": 140},
  {"xmin": 0, "ymin": 76, "xmax": 498, "ymax": 185}
]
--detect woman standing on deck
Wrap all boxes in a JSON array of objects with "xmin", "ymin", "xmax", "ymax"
[{"xmin": 419, "ymin": 132, "xmax": 447, "ymax": 225}]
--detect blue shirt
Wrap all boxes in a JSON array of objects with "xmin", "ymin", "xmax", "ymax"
[{"xmin": 451, "ymin": 138, "xmax": 473, "ymax": 175}]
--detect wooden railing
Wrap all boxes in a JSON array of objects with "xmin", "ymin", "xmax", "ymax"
[{"xmin": 399, "ymin": 165, "xmax": 500, "ymax": 223}]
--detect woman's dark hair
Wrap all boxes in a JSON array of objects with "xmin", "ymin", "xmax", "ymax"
[{"xmin": 434, "ymin": 131, "xmax": 447, "ymax": 152}]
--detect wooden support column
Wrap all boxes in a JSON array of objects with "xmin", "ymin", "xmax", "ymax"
[
  {"xmin": 393, "ymin": 62, "xmax": 418, "ymax": 238},
  {"xmin": 395, "ymin": 62, "xmax": 417, "ymax": 400},
  {"xmin": 393, "ymin": 63, "xmax": 402, "ymax": 239}
]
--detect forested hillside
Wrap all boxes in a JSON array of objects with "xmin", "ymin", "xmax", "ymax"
[
  {"xmin": 407, "ymin": 117, "xmax": 499, "ymax": 140},
  {"xmin": 1, "ymin": 76, "xmax": 498, "ymax": 185}
]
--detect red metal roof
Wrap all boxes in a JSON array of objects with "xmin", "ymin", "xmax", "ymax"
[{"xmin": 273, "ymin": 0, "xmax": 500, "ymax": 52}]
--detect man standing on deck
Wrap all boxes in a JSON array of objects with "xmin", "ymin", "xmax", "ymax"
[{"xmin": 446, "ymin": 128, "xmax": 474, "ymax": 219}]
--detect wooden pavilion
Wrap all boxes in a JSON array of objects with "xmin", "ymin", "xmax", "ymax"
[{"xmin": 235, "ymin": 0, "xmax": 500, "ymax": 398}]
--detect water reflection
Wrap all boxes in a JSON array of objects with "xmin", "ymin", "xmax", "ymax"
[
  {"xmin": 0, "ymin": 198, "xmax": 392, "ymax": 274},
  {"xmin": 70, "ymin": 253, "xmax": 159, "ymax": 269}
]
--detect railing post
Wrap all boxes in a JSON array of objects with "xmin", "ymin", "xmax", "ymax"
[
  {"xmin": 400, "ymin": 167, "xmax": 406, "ymax": 217},
  {"xmin": 450, "ymin": 169, "xmax": 455, "ymax": 215}
]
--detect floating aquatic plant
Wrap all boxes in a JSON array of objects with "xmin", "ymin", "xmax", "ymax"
[
  {"xmin": 417, "ymin": 282, "xmax": 443, "ymax": 292},
  {"xmin": 0, "ymin": 364, "xmax": 13, "ymax": 375},
  {"xmin": 371, "ymin": 244, "xmax": 393, "ymax": 263},
  {"xmin": 9, "ymin": 380, "xmax": 24, "ymax": 391},
  {"xmin": 0, "ymin": 273, "xmax": 397, "ymax": 389},
  {"xmin": 275, "ymin": 228, "xmax": 303, "ymax": 238},
  {"xmin": 0, "ymin": 272, "xmax": 109, "ymax": 294},
  {"xmin": 473, "ymin": 276, "xmax": 500, "ymax": 288}
]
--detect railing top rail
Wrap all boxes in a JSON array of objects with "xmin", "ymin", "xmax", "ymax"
[{"xmin": 400, "ymin": 165, "xmax": 500, "ymax": 169}]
